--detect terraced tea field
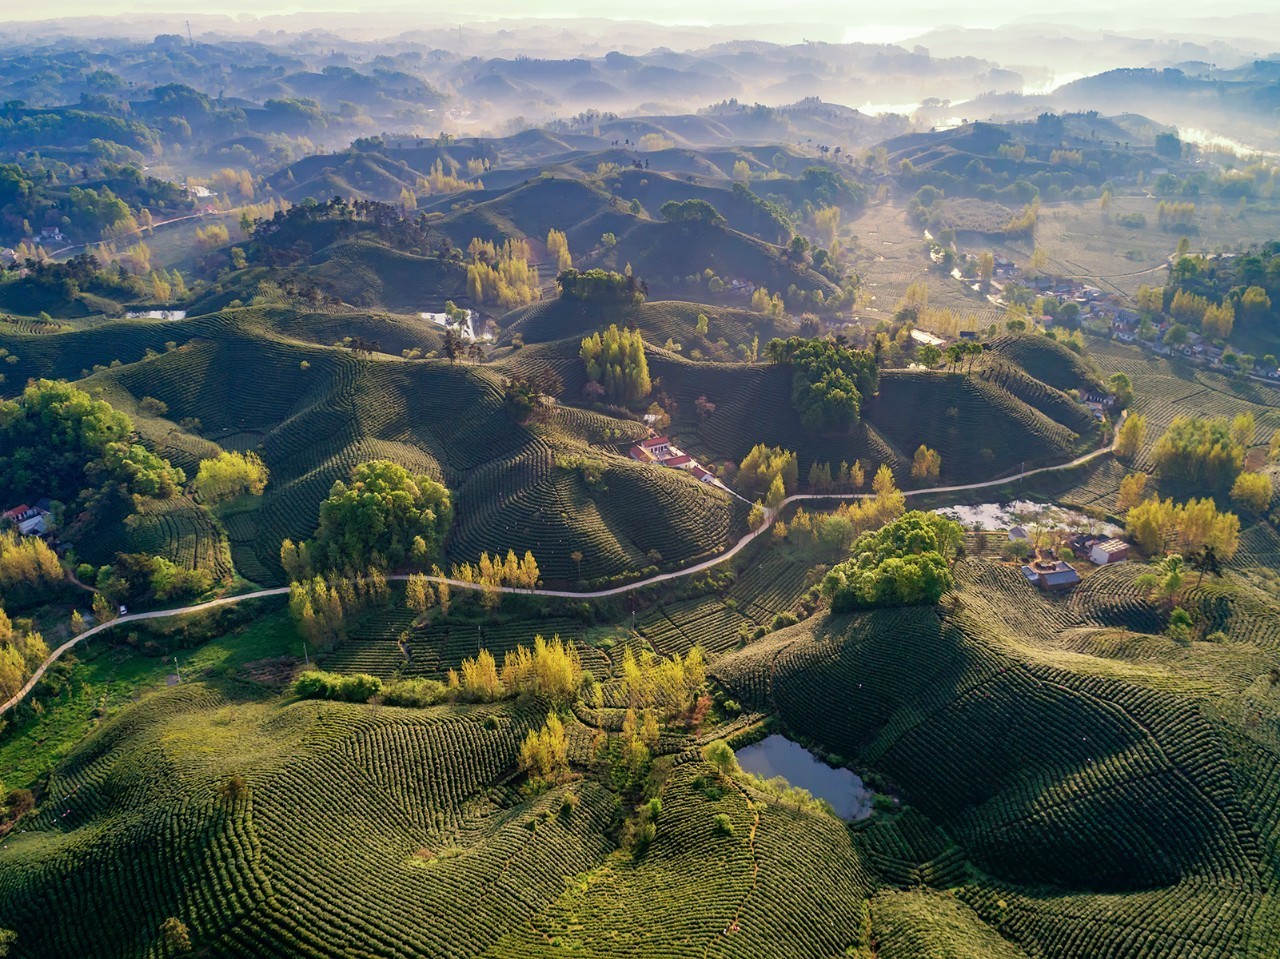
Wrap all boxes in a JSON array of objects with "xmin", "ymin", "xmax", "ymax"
[
  {"xmin": 713, "ymin": 557, "xmax": 1280, "ymax": 959},
  {"xmin": 0, "ymin": 307, "xmax": 754, "ymax": 588}
]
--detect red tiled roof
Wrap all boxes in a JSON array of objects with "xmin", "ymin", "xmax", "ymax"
[
  {"xmin": 640, "ymin": 436, "xmax": 670, "ymax": 448},
  {"xmin": 663, "ymin": 454, "xmax": 693, "ymax": 467}
]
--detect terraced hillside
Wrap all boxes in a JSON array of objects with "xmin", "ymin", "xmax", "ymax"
[
  {"xmin": 5, "ymin": 545, "xmax": 1280, "ymax": 959},
  {"xmin": 985, "ymin": 335, "xmax": 1100, "ymax": 394},
  {"xmin": 496, "ymin": 332, "xmax": 1103, "ymax": 486},
  {"xmin": 299, "ymin": 240, "xmax": 469, "ymax": 311},
  {"xmin": 596, "ymin": 217, "xmax": 841, "ymax": 306},
  {"xmin": 0, "ymin": 679, "xmax": 891, "ymax": 959},
  {"xmin": 0, "ymin": 308, "xmax": 744, "ymax": 587},
  {"xmin": 497, "ymin": 297, "xmax": 793, "ymax": 357},
  {"xmin": 644, "ymin": 353, "xmax": 1101, "ymax": 484},
  {"xmin": 713, "ymin": 559, "xmax": 1280, "ymax": 959}
]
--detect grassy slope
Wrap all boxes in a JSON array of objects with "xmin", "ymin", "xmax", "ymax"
[
  {"xmin": 0, "ymin": 664, "xmax": 879, "ymax": 959},
  {"xmin": 599, "ymin": 218, "xmax": 839, "ymax": 303},
  {"xmin": 712, "ymin": 559, "xmax": 1280, "ymax": 959},
  {"xmin": 302, "ymin": 240, "xmax": 469, "ymax": 311},
  {"xmin": 496, "ymin": 297, "xmax": 794, "ymax": 357}
]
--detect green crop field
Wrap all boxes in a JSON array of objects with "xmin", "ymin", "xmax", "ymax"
[{"xmin": 711, "ymin": 556, "xmax": 1280, "ymax": 959}]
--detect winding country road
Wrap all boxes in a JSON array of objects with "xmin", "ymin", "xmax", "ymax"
[
  {"xmin": 45, "ymin": 208, "xmax": 244, "ymax": 259},
  {"xmin": 1, "ymin": 423, "xmax": 1121, "ymax": 717}
]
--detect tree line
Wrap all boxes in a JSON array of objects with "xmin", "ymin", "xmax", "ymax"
[{"xmin": 580, "ymin": 324, "xmax": 652, "ymax": 404}]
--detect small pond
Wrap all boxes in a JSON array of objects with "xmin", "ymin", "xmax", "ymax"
[{"xmin": 734, "ymin": 734, "xmax": 874, "ymax": 821}]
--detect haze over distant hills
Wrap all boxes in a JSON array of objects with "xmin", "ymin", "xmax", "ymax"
[{"xmin": 5, "ymin": 11, "xmax": 1280, "ymax": 152}]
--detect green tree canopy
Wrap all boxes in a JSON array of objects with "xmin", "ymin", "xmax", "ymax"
[
  {"xmin": 1152, "ymin": 416, "xmax": 1244, "ymax": 492},
  {"xmin": 821, "ymin": 511, "xmax": 963, "ymax": 611},
  {"xmin": 738, "ymin": 444, "xmax": 798, "ymax": 498},
  {"xmin": 580, "ymin": 324, "xmax": 652, "ymax": 404},
  {"xmin": 659, "ymin": 198, "xmax": 726, "ymax": 227},
  {"xmin": 193, "ymin": 451, "xmax": 269, "ymax": 504},
  {"xmin": 556, "ymin": 268, "xmax": 644, "ymax": 304},
  {"xmin": 765, "ymin": 337, "xmax": 879, "ymax": 432},
  {"xmin": 316, "ymin": 461, "xmax": 452, "ymax": 570},
  {"xmin": 0, "ymin": 379, "xmax": 183, "ymax": 502}
]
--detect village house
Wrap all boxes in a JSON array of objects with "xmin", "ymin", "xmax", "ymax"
[
  {"xmin": 910, "ymin": 329, "xmax": 947, "ymax": 348},
  {"xmin": 629, "ymin": 435, "xmax": 720, "ymax": 485},
  {"xmin": 38, "ymin": 226, "xmax": 65, "ymax": 244},
  {"xmin": 630, "ymin": 435, "xmax": 672, "ymax": 462},
  {"xmin": 1, "ymin": 502, "xmax": 51, "ymax": 536},
  {"xmin": 1020, "ymin": 560, "xmax": 1081, "ymax": 591},
  {"xmin": 1067, "ymin": 533, "xmax": 1130, "ymax": 566},
  {"xmin": 1089, "ymin": 539, "xmax": 1129, "ymax": 565},
  {"xmin": 992, "ymin": 255, "xmax": 1017, "ymax": 278}
]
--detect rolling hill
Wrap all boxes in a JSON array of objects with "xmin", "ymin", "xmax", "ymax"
[
  {"xmin": 712, "ymin": 559, "xmax": 1280, "ymax": 958},
  {"xmin": 0, "ymin": 307, "xmax": 744, "ymax": 588}
]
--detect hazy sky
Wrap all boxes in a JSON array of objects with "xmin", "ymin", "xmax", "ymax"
[
  {"xmin": 14, "ymin": 0, "xmax": 1280, "ymax": 50},
  {"xmin": 20, "ymin": 0, "xmax": 1280, "ymax": 25}
]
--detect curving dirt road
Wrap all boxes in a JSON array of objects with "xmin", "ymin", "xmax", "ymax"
[{"xmin": 1, "ymin": 423, "xmax": 1121, "ymax": 716}]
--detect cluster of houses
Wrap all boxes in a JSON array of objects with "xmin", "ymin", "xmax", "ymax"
[
  {"xmin": 1, "ymin": 500, "xmax": 53, "ymax": 537},
  {"xmin": 629, "ymin": 435, "xmax": 718, "ymax": 485},
  {"xmin": 1010, "ymin": 525, "xmax": 1129, "ymax": 592},
  {"xmin": 1107, "ymin": 307, "xmax": 1279, "ymax": 377},
  {"xmin": 984, "ymin": 251, "xmax": 1280, "ymax": 382}
]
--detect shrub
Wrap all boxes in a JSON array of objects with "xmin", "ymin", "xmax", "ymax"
[
  {"xmin": 161, "ymin": 917, "xmax": 192, "ymax": 952},
  {"xmin": 293, "ymin": 669, "xmax": 383, "ymax": 703},
  {"xmin": 702, "ymin": 739, "xmax": 739, "ymax": 778},
  {"xmin": 713, "ymin": 813, "xmax": 734, "ymax": 836},
  {"xmin": 382, "ymin": 677, "xmax": 447, "ymax": 707},
  {"xmin": 559, "ymin": 791, "xmax": 580, "ymax": 819},
  {"xmin": 770, "ymin": 611, "xmax": 798, "ymax": 631}
]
